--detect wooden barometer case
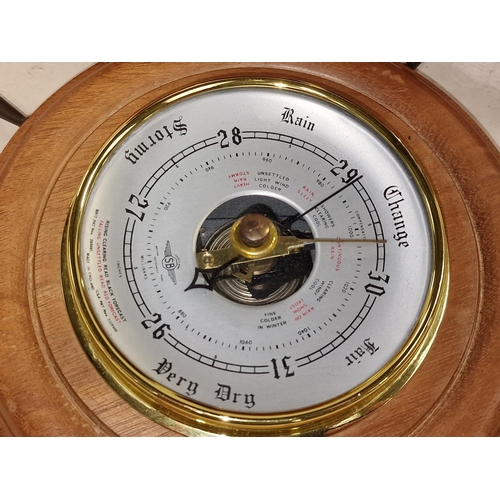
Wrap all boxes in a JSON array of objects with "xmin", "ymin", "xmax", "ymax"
[{"xmin": 1, "ymin": 63, "xmax": 499, "ymax": 436}]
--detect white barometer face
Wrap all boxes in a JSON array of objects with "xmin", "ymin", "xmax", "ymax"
[{"xmin": 63, "ymin": 78, "xmax": 448, "ymax": 436}]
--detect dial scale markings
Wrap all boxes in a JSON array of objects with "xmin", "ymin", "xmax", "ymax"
[
  {"xmin": 75, "ymin": 82, "xmax": 438, "ymax": 417},
  {"xmin": 137, "ymin": 144, "xmax": 378, "ymax": 349}
]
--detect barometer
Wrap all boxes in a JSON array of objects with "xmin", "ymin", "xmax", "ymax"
[{"xmin": 1, "ymin": 63, "xmax": 500, "ymax": 436}]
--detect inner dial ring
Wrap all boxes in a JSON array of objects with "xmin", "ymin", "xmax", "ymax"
[
  {"xmin": 63, "ymin": 77, "xmax": 448, "ymax": 436},
  {"xmin": 190, "ymin": 194, "xmax": 316, "ymax": 306}
]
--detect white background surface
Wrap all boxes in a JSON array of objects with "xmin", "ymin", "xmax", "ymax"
[
  {"xmin": 0, "ymin": 63, "xmax": 499, "ymax": 154},
  {"xmin": 0, "ymin": 61, "xmax": 498, "ymax": 492},
  {"xmin": 0, "ymin": 3, "xmax": 498, "ymax": 491}
]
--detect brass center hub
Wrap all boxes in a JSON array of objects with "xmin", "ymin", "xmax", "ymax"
[{"xmin": 230, "ymin": 213, "xmax": 279, "ymax": 259}]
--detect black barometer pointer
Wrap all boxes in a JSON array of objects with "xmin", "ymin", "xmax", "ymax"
[
  {"xmin": 185, "ymin": 175, "xmax": 367, "ymax": 292},
  {"xmin": 281, "ymin": 174, "xmax": 364, "ymax": 230},
  {"xmin": 184, "ymin": 256, "xmax": 240, "ymax": 292}
]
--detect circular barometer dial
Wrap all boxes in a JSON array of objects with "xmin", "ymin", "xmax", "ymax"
[
  {"xmin": 64, "ymin": 78, "xmax": 447, "ymax": 435},
  {"xmin": 2, "ymin": 63, "xmax": 500, "ymax": 436}
]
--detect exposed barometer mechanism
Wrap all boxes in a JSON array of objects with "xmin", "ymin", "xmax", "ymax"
[{"xmin": 62, "ymin": 77, "xmax": 448, "ymax": 436}]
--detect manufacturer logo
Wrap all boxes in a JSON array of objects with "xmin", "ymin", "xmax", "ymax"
[{"xmin": 162, "ymin": 241, "xmax": 180, "ymax": 284}]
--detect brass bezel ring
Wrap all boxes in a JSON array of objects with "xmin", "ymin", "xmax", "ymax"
[{"xmin": 62, "ymin": 77, "xmax": 449, "ymax": 436}]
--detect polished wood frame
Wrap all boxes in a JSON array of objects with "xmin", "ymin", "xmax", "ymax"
[{"xmin": 1, "ymin": 63, "xmax": 499, "ymax": 436}]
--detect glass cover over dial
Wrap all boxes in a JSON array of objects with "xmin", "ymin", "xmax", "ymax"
[{"xmin": 63, "ymin": 78, "xmax": 448, "ymax": 436}]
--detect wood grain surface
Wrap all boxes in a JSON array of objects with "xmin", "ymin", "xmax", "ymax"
[{"xmin": 1, "ymin": 62, "xmax": 499, "ymax": 436}]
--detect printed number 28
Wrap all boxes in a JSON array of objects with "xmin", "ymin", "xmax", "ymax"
[{"xmin": 218, "ymin": 127, "xmax": 242, "ymax": 148}]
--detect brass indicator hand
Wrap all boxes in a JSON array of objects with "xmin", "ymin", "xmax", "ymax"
[
  {"xmin": 196, "ymin": 235, "xmax": 385, "ymax": 270},
  {"xmin": 195, "ymin": 213, "xmax": 386, "ymax": 271}
]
